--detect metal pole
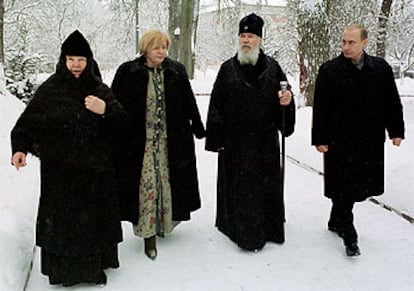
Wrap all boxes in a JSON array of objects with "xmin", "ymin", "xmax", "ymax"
[
  {"xmin": 279, "ymin": 81, "xmax": 288, "ymax": 196},
  {"xmin": 281, "ymin": 107, "xmax": 286, "ymax": 195}
]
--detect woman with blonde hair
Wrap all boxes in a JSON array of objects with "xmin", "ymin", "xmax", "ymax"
[{"xmin": 112, "ymin": 29, "xmax": 205, "ymax": 260}]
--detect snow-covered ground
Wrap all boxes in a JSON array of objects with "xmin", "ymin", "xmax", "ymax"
[{"xmin": 1, "ymin": 71, "xmax": 413, "ymax": 291}]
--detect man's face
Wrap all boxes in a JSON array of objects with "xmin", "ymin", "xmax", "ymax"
[
  {"xmin": 239, "ymin": 32, "xmax": 261, "ymax": 52},
  {"xmin": 341, "ymin": 28, "xmax": 368, "ymax": 63}
]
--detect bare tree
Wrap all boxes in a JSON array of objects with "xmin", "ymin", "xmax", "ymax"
[
  {"xmin": 168, "ymin": 0, "xmax": 180, "ymax": 60},
  {"xmin": 0, "ymin": 0, "xmax": 4, "ymax": 64},
  {"xmin": 324, "ymin": 0, "xmax": 378, "ymax": 57},
  {"xmin": 386, "ymin": 0, "xmax": 414, "ymax": 75},
  {"xmin": 377, "ymin": 0, "xmax": 393, "ymax": 58},
  {"xmin": 166, "ymin": 0, "xmax": 199, "ymax": 78},
  {"xmin": 296, "ymin": 1, "xmax": 330, "ymax": 106},
  {"xmin": 192, "ymin": 0, "xmax": 200, "ymax": 73},
  {"xmin": 179, "ymin": 0, "xmax": 195, "ymax": 77},
  {"xmin": 134, "ymin": 0, "xmax": 140, "ymax": 54},
  {"xmin": 294, "ymin": 0, "xmax": 378, "ymax": 106},
  {"xmin": 0, "ymin": 0, "xmax": 4, "ymax": 94}
]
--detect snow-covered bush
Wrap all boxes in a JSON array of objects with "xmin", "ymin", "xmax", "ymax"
[{"xmin": 5, "ymin": 50, "xmax": 43, "ymax": 103}]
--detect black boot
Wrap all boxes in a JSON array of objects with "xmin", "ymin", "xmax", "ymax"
[
  {"xmin": 328, "ymin": 223, "xmax": 345, "ymax": 238},
  {"xmin": 144, "ymin": 235, "xmax": 157, "ymax": 260},
  {"xmin": 345, "ymin": 242, "xmax": 361, "ymax": 257},
  {"xmin": 328, "ymin": 202, "xmax": 344, "ymax": 238},
  {"xmin": 343, "ymin": 223, "xmax": 359, "ymax": 257}
]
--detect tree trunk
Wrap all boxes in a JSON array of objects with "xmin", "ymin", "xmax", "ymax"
[
  {"xmin": 297, "ymin": 4, "xmax": 330, "ymax": 106},
  {"xmin": 168, "ymin": 0, "xmax": 181, "ymax": 60},
  {"xmin": 192, "ymin": 0, "xmax": 200, "ymax": 75},
  {"xmin": 135, "ymin": 0, "xmax": 140, "ymax": 54},
  {"xmin": 179, "ymin": 0, "xmax": 194, "ymax": 78},
  {"xmin": 376, "ymin": 0, "xmax": 393, "ymax": 58},
  {"xmin": 0, "ymin": 0, "xmax": 4, "ymax": 64}
]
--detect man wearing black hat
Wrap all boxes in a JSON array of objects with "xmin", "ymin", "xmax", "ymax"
[
  {"xmin": 11, "ymin": 30, "xmax": 127, "ymax": 286},
  {"xmin": 205, "ymin": 13, "xmax": 296, "ymax": 252}
]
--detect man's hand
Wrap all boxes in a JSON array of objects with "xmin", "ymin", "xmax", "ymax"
[
  {"xmin": 278, "ymin": 90, "xmax": 292, "ymax": 106},
  {"xmin": 85, "ymin": 95, "xmax": 106, "ymax": 115},
  {"xmin": 392, "ymin": 138, "xmax": 402, "ymax": 147},
  {"xmin": 12, "ymin": 152, "xmax": 27, "ymax": 170},
  {"xmin": 315, "ymin": 145, "xmax": 329, "ymax": 153}
]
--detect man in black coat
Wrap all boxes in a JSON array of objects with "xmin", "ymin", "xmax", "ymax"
[
  {"xmin": 205, "ymin": 13, "xmax": 295, "ymax": 252},
  {"xmin": 312, "ymin": 24, "xmax": 405, "ymax": 257}
]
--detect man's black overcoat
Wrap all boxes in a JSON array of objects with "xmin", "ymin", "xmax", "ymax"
[{"xmin": 312, "ymin": 52, "xmax": 405, "ymax": 201}]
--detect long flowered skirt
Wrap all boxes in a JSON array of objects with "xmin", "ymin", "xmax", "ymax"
[{"xmin": 133, "ymin": 137, "xmax": 178, "ymax": 238}]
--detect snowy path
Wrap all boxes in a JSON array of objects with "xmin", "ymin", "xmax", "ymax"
[
  {"xmin": 25, "ymin": 146, "xmax": 414, "ymax": 291},
  {"xmin": 287, "ymin": 154, "xmax": 414, "ymax": 224},
  {"xmin": 24, "ymin": 98, "xmax": 414, "ymax": 291}
]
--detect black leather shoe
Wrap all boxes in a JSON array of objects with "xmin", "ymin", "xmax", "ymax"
[
  {"xmin": 345, "ymin": 242, "xmax": 361, "ymax": 257},
  {"xmin": 144, "ymin": 235, "xmax": 157, "ymax": 260}
]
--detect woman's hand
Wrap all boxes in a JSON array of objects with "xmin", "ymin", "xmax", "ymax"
[{"xmin": 85, "ymin": 95, "xmax": 106, "ymax": 115}]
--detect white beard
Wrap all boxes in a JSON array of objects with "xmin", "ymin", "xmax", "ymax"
[{"xmin": 237, "ymin": 45, "xmax": 260, "ymax": 66}]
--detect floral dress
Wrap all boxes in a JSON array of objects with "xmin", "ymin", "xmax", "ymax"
[{"xmin": 134, "ymin": 67, "xmax": 179, "ymax": 238}]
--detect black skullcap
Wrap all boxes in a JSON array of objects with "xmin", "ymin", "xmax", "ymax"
[
  {"xmin": 239, "ymin": 13, "xmax": 264, "ymax": 37},
  {"xmin": 61, "ymin": 30, "xmax": 93, "ymax": 58}
]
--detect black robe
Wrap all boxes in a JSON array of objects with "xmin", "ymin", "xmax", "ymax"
[
  {"xmin": 312, "ymin": 52, "xmax": 405, "ymax": 202},
  {"xmin": 205, "ymin": 52, "xmax": 295, "ymax": 250},
  {"xmin": 11, "ymin": 56, "xmax": 128, "ymax": 285}
]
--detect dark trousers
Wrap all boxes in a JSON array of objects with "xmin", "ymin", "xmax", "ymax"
[{"xmin": 328, "ymin": 197, "xmax": 358, "ymax": 246}]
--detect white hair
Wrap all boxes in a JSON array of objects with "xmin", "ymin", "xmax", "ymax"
[{"xmin": 237, "ymin": 44, "xmax": 260, "ymax": 65}]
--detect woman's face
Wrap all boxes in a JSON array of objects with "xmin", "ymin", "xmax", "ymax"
[
  {"xmin": 145, "ymin": 42, "xmax": 168, "ymax": 68},
  {"xmin": 66, "ymin": 55, "xmax": 87, "ymax": 78}
]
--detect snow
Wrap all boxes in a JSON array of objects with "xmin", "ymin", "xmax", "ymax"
[
  {"xmin": 1, "ymin": 71, "xmax": 413, "ymax": 291},
  {"xmin": 0, "ymin": 91, "xmax": 39, "ymax": 291}
]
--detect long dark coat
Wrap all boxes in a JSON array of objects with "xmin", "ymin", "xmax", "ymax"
[
  {"xmin": 11, "ymin": 57, "xmax": 127, "ymax": 256},
  {"xmin": 312, "ymin": 52, "xmax": 405, "ymax": 202},
  {"xmin": 111, "ymin": 56, "xmax": 205, "ymax": 224},
  {"xmin": 205, "ymin": 53, "xmax": 295, "ymax": 251}
]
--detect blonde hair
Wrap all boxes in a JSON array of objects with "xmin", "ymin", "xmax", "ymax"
[
  {"xmin": 344, "ymin": 24, "xmax": 368, "ymax": 40},
  {"xmin": 139, "ymin": 29, "xmax": 171, "ymax": 55}
]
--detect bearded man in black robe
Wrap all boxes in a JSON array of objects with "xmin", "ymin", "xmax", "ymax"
[{"xmin": 205, "ymin": 13, "xmax": 295, "ymax": 252}]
